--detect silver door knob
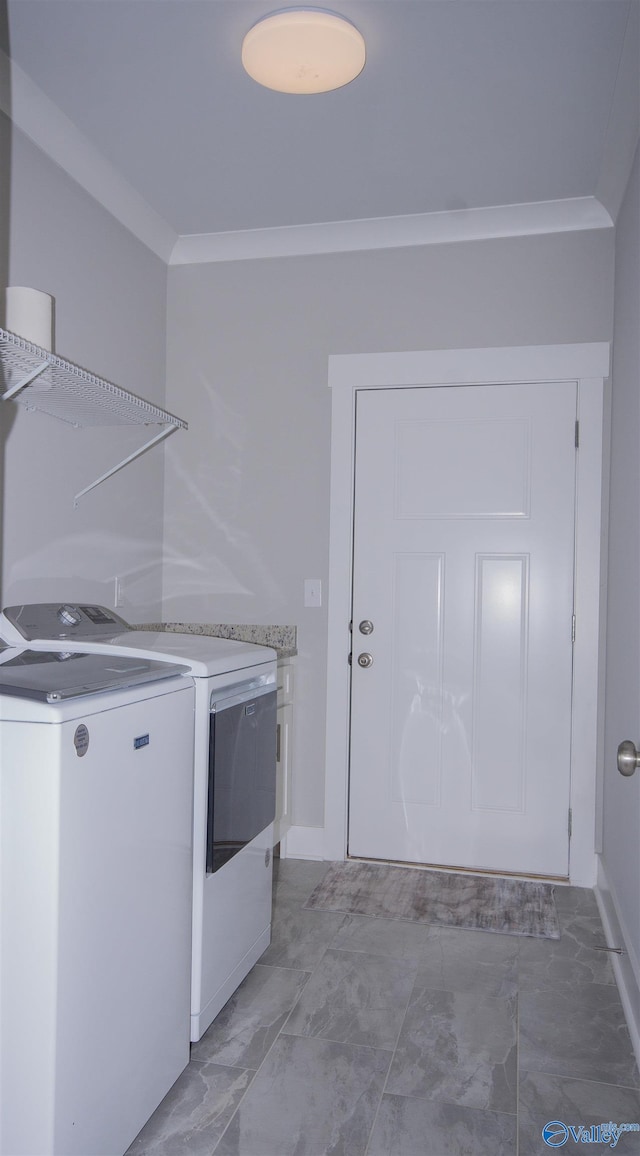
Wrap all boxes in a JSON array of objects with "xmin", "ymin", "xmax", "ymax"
[
  {"xmin": 357, "ymin": 652, "xmax": 373, "ymax": 668},
  {"xmin": 617, "ymin": 740, "xmax": 640, "ymax": 777},
  {"xmin": 359, "ymin": 620, "xmax": 374, "ymax": 635}
]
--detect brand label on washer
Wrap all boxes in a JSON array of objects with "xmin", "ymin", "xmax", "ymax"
[{"xmin": 73, "ymin": 724, "xmax": 89, "ymax": 758}]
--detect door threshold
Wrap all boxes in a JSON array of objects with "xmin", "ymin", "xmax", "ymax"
[{"xmin": 347, "ymin": 853, "xmax": 569, "ymax": 886}]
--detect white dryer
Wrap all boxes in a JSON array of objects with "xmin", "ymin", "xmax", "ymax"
[
  {"xmin": 0, "ymin": 646, "xmax": 195, "ymax": 1156},
  {"xmin": 0, "ymin": 604, "xmax": 278, "ymax": 1041}
]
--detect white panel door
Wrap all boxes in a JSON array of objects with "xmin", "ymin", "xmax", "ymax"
[{"xmin": 348, "ymin": 382, "xmax": 577, "ymax": 877}]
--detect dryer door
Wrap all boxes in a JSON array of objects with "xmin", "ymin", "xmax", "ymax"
[{"xmin": 206, "ymin": 683, "xmax": 277, "ymax": 873}]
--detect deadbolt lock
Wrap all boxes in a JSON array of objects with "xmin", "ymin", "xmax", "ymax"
[
  {"xmin": 357, "ymin": 652, "xmax": 373, "ymax": 668},
  {"xmin": 359, "ymin": 620, "xmax": 374, "ymax": 635}
]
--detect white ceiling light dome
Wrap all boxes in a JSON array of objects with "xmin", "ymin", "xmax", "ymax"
[{"xmin": 242, "ymin": 7, "xmax": 366, "ymax": 95}]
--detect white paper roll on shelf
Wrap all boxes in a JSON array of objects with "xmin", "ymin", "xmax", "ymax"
[{"xmin": 0, "ymin": 286, "xmax": 55, "ymax": 351}]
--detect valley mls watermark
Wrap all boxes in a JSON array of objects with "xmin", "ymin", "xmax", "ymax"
[{"xmin": 542, "ymin": 1120, "xmax": 640, "ymax": 1148}]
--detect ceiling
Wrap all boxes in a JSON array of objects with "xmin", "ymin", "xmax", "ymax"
[{"xmin": 3, "ymin": 0, "xmax": 637, "ymax": 252}]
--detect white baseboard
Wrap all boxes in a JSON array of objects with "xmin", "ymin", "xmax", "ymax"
[
  {"xmin": 279, "ymin": 824, "xmax": 327, "ymax": 861},
  {"xmin": 595, "ymin": 857, "xmax": 640, "ymax": 1069}
]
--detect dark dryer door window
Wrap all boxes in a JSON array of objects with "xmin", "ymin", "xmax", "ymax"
[{"xmin": 207, "ymin": 684, "xmax": 277, "ymax": 873}]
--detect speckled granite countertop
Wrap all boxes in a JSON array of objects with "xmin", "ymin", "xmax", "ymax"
[{"xmin": 136, "ymin": 623, "xmax": 297, "ymax": 659}]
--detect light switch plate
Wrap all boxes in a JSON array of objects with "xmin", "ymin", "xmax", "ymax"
[{"xmin": 304, "ymin": 578, "xmax": 322, "ymax": 607}]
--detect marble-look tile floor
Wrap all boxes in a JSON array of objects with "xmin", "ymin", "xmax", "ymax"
[{"xmin": 127, "ymin": 860, "xmax": 640, "ymax": 1156}]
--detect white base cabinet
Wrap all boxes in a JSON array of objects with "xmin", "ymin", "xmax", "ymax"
[{"xmin": 274, "ymin": 658, "xmax": 295, "ymax": 846}]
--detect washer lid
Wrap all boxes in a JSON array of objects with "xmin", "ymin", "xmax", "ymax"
[{"xmin": 0, "ymin": 648, "xmax": 190, "ymax": 703}]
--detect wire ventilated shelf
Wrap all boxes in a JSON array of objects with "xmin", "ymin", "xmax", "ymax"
[
  {"xmin": 0, "ymin": 327, "xmax": 186, "ymax": 428},
  {"xmin": 0, "ymin": 327, "xmax": 188, "ymax": 502}
]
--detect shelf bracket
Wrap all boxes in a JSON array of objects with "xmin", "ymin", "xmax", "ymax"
[
  {"xmin": 73, "ymin": 424, "xmax": 178, "ymax": 507},
  {"xmin": 1, "ymin": 360, "xmax": 49, "ymax": 399}
]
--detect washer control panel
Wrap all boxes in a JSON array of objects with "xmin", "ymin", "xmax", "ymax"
[{"xmin": 2, "ymin": 603, "xmax": 132, "ymax": 641}]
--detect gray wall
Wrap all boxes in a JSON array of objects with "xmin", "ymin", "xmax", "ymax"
[
  {"xmin": 603, "ymin": 140, "xmax": 640, "ymax": 971},
  {"xmin": 0, "ymin": 124, "xmax": 169, "ymax": 616},
  {"xmin": 164, "ymin": 230, "xmax": 614, "ymax": 828}
]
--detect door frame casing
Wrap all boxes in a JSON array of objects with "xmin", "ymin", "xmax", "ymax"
[{"xmin": 324, "ymin": 344, "xmax": 610, "ymax": 888}]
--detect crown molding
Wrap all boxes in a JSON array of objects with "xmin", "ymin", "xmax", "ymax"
[
  {"xmin": 0, "ymin": 50, "xmax": 178, "ymax": 263},
  {"xmin": 170, "ymin": 196, "xmax": 613, "ymax": 266},
  {"xmin": 0, "ymin": 51, "xmax": 613, "ymax": 269}
]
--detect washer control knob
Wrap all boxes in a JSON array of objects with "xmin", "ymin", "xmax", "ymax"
[
  {"xmin": 57, "ymin": 604, "xmax": 81, "ymax": 627},
  {"xmin": 357, "ymin": 652, "xmax": 373, "ymax": 668}
]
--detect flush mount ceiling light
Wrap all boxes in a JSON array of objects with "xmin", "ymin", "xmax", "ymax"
[{"xmin": 242, "ymin": 7, "xmax": 366, "ymax": 94}]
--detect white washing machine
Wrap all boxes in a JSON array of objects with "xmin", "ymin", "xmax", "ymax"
[
  {"xmin": 0, "ymin": 604, "xmax": 278, "ymax": 1042},
  {"xmin": 0, "ymin": 645, "xmax": 195, "ymax": 1156}
]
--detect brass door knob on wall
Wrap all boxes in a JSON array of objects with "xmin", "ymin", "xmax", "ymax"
[{"xmin": 617, "ymin": 740, "xmax": 640, "ymax": 777}]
